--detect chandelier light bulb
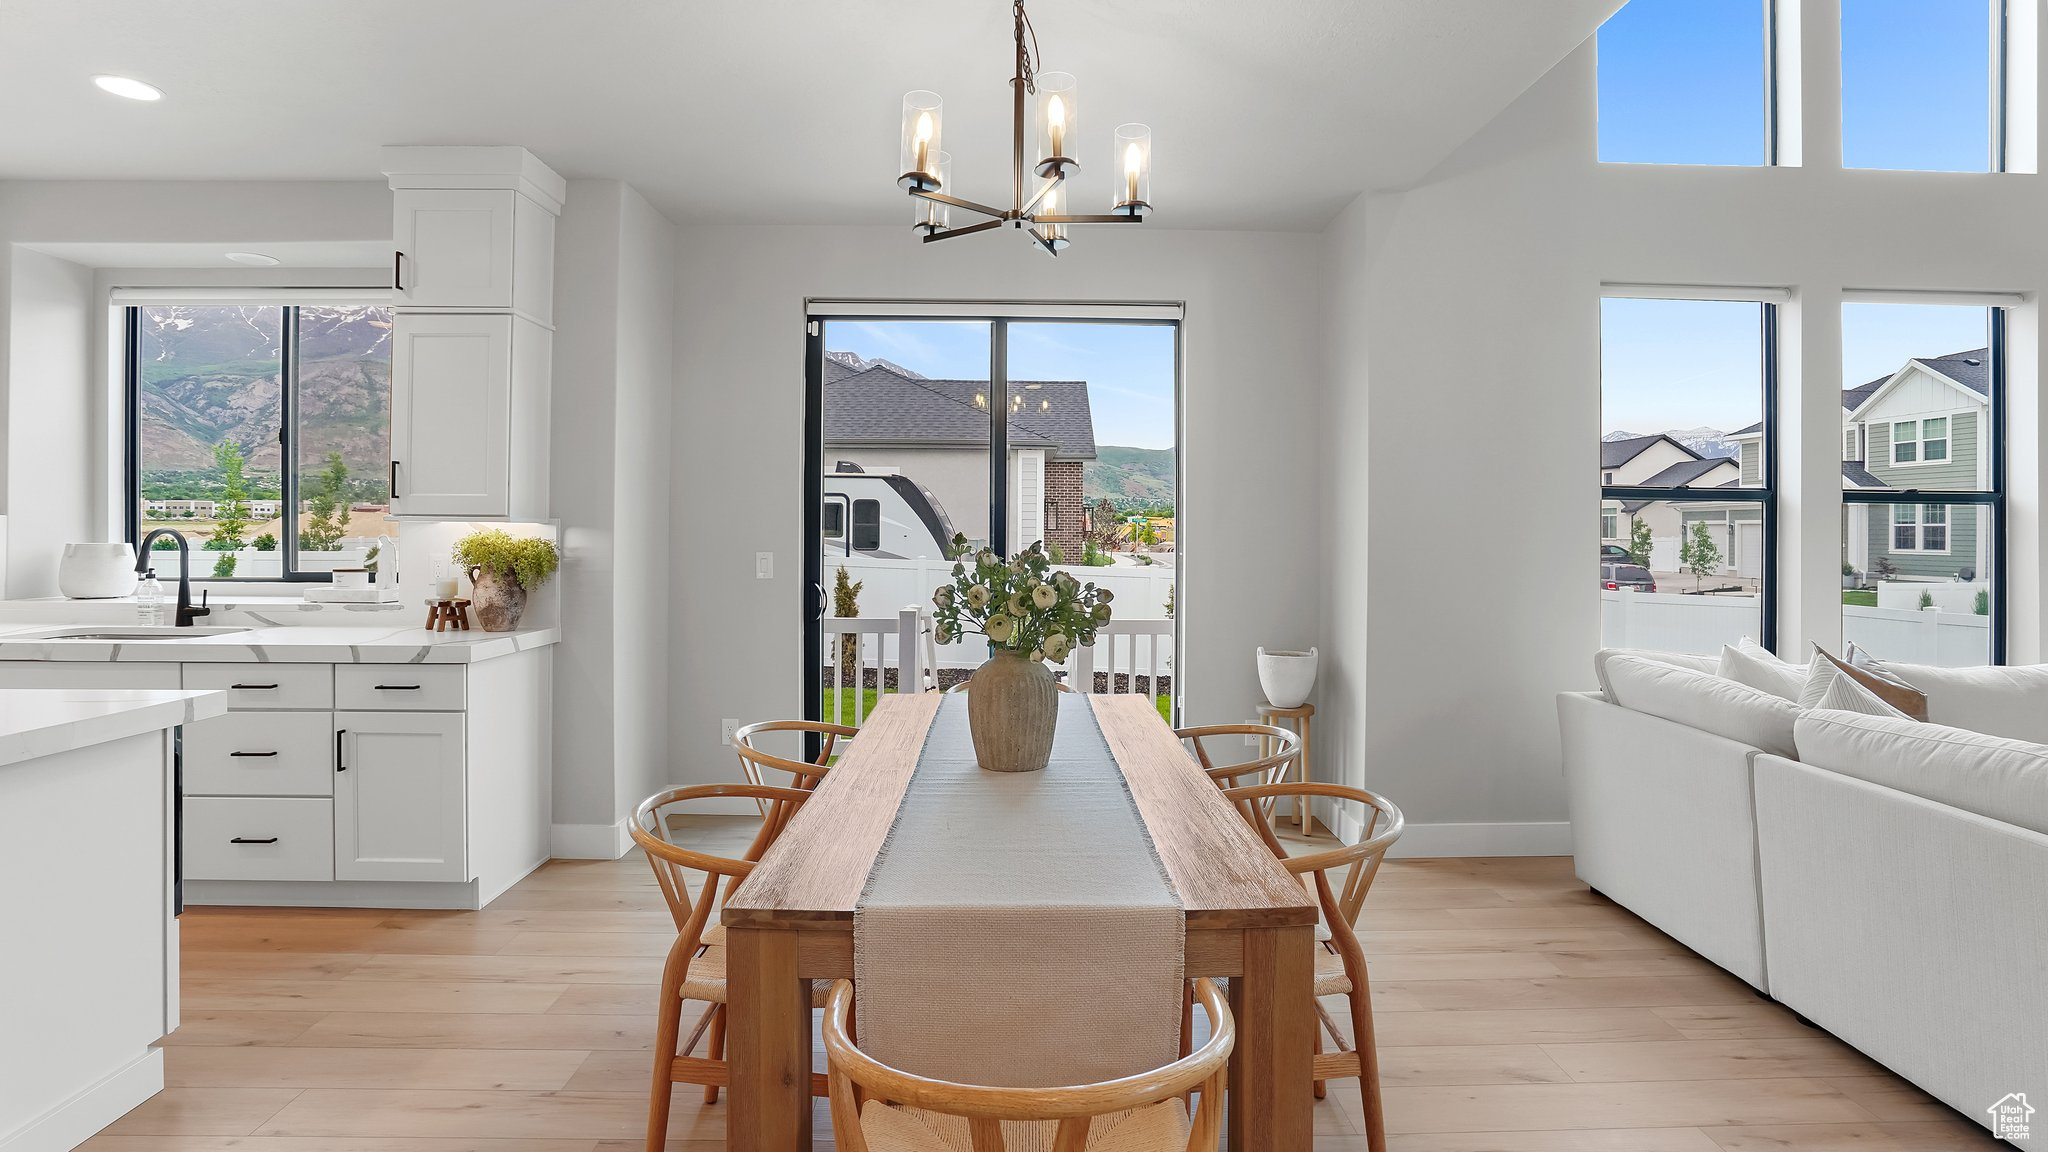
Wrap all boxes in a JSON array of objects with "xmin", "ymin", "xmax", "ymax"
[
  {"xmin": 914, "ymin": 113, "xmax": 934, "ymax": 176},
  {"xmin": 1047, "ymin": 95, "xmax": 1066, "ymax": 157}
]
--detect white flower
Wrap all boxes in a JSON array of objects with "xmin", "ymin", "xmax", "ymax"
[
  {"xmin": 933, "ymin": 585, "xmax": 955, "ymax": 607},
  {"xmin": 1006, "ymin": 593, "xmax": 1029, "ymax": 617},
  {"xmin": 1044, "ymin": 633, "xmax": 1070, "ymax": 662},
  {"xmin": 978, "ymin": 551, "xmax": 996, "ymax": 567},
  {"xmin": 1096, "ymin": 588, "xmax": 1114, "ymax": 605},
  {"xmin": 985, "ymin": 615, "xmax": 1015, "ymax": 644},
  {"xmin": 1029, "ymin": 647, "xmax": 1044, "ymax": 663},
  {"xmin": 1093, "ymin": 603, "xmax": 1112, "ymax": 622},
  {"xmin": 1031, "ymin": 584, "xmax": 1058, "ymax": 609},
  {"xmin": 966, "ymin": 584, "xmax": 991, "ymax": 609},
  {"xmin": 933, "ymin": 623, "xmax": 954, "ymax": 644}
]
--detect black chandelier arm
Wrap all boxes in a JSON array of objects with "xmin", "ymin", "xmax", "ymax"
[
  {"xmin": 1028, "ymin": 213, "xmax": 1145, "ymax": 225},
  {"xmin": 1020, "ymin": 172, "xmax": 1064, "ymax": 217},
  {"xmin": 908, "ymin": 188, "xmax": 1012, "ymax": 220},
  {"xmin": 920, "ymin": 218, "xmax": 1008, "ymax": 244}
]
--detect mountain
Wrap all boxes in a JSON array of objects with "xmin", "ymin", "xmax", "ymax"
[
  {"xmin": 1602, "ymin": 426, "xmax": 1741, "ymax": 460},
  {"xmin": 1085, "ymin": 445, "xmax": 1175, "ymax": 511},
  {"xmin": 137, "ymin": 305, "xmax": 392, "ymax": 489}
]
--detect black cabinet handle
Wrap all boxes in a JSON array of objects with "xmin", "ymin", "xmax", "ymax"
[
  {"xmin": 391, "ymin": 460, "xmax": 401, "ymax": 499},
  {"xmin": 230, "ymin": 683, "xmax": 280, "ymax": 691},
  {"xmin": 229, "ymin": 837, "xmax": 279, "ymax": 845},
  {"xmin": 229, "ymin": 750, "xmax": 279, "ymax": 758},
  {"xmin": 393, "ymin": 250, "xmax": 406, "ymax": 291},
  {"xmin": 374, "ymin": 684, "xmax": 423, "ymax": 691},
  {"xmin": 336, "ymin": 727, "xmax": 348, "ymax": 771}
]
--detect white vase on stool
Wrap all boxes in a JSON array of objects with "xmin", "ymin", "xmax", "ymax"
[{"xmin": 1257, "ymin": 646, "xmax": 1318, "ymax": 709}]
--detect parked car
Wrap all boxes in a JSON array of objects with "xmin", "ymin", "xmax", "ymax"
[
  {"xmin": 1601, "ymin": 562, "xmax": 1656, "ymax": 592},
  {"xmin": 1599, "ymin": 544, "xmax": 1634, "ymax": 563}
]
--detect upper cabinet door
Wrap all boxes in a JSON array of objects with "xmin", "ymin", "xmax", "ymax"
[
  {"xmin": 390, "ymin": 313, "xmax": 512, "ymax": 519},
  {"xmin": 394, "ymin": 189, "xmax": 515, "ymax": 311}
]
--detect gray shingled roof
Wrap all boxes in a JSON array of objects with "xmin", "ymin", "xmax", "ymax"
[
  {"xmin": 823, "ymin": 363, "xmax": 1096, "ymax": 459},
  {"xmin": 1845, "ymin": 347, "xmax": 1989, "ymax": 412},
  {"xmin": 1637, "ymin": 457, "xmax": 1736, "ymax": 487},
  {"xmin": 1601, "ymin": 433, "xmax": 1697, "ymax": 470},
  {"xmin": 1842, "ymin": 461, "xmax": 1886, "ymax": 489}
]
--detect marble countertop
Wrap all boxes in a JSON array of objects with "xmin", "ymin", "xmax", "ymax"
[
  {"xmin": 0, "ymin": 624, "xmax": 560, "ymax": 665},
  {"xmin": 0, "ymin": 689, "xmax": 226, "ymax": 768}
]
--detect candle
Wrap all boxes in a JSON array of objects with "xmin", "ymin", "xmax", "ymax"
[
  {"xmin": 436, "ymin": 577, "xmax": 458, "ymax": 600},
  {"xmin": 913, "ymin": 111, "xmax": 933, "ymax": 177},
  {"xmin": 1047, "ymin": 94, "xmax": 1066, "ymax": 158},
  {"xmin": 1124, "ymin": 141, "xmax": 1142, "ymax": 205}
]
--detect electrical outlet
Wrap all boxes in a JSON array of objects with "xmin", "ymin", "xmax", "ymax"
[
  {"xmin": 755, "ymin": 552, "xmax": 774, "ymax": 580},
  {"xmin": 720, "ymin": 718, "xmax": 740, "ymax": 746}
]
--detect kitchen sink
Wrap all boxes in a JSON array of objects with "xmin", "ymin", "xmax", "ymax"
[{"xmin": 16, "ymin": 626, "xmax": 253, "ymax": 641}]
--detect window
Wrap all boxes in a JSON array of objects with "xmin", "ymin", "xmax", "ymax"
[
  {"xmin": 1842, "ymin": 0, "xmax": 1998, "ymax": 171},
  {"xmin": 1598, "ymin": 0, "xmax": 1771, "ymax": 166},
  {"xmin": 1840, "ymin": 302, "xmax": 2002, "ymax": 666},
  {"xmin": 851, "ymin": 499, "xmax": 881, "ymax": 552},
  {"xmin": 1599, "ymin": 296, "xmax": 1775, "ymax": 654},
  {"xmin": 127, "ymin": 303, "xmax": 395, "ymax": 580},
  {"xmin": 822, "ymin": 500, "xmax": 846, "ymax": 538}
]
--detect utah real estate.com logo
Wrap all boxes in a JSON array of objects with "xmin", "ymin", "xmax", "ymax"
[{"xmin": 1991, "ymin": 1093, "xmax": 2035, "ymax": 1142}]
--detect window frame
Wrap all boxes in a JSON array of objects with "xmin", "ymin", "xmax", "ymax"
[
  {"xmin": 1888, "ymin": 416, "xmax": 1953, "ymax": 467},
  {"xmin": 1598, "ymin": 299, "xmax": 1779, "ymax": 651},
  {"xmin": 850, "ymin": 498, "xmax": 882, "ymax": 553},
  {"xmin": 1889, "ymin": 502, "xmax": 1953, "ymax": 555},
  {"xmin": 123, "ymin": 301, "xmax": 392, "ymax": 583}
]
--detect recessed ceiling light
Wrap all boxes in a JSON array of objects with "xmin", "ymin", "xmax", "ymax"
[
  {"xmin": 225, "ymin": 252, "xmax": 281, "ymax": 266},
  {"xmin": 92, "ymin": 75, "xmax": 163, "ymax": 102}
]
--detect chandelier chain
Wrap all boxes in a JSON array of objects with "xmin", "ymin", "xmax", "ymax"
[{"xmin": 1014, "ymin": 0, "xmax": 1040, "ymax": 95}]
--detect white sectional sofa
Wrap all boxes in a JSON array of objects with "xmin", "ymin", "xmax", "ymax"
[{"xmin": 1559, "ymin": 651, "xmax": 2048, "ymax": 1134}]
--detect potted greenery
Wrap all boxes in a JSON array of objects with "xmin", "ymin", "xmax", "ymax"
[
  {"xmin": 452, "ymin": 529, "xmax": 560, "ymax": 632},
  {"xmin": 932, "ymin": 536, "xmax": 1111, "ymax": 773}
]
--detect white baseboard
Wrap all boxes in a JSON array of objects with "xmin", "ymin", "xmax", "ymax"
[
  {"xmin": 1318, "ymin": 801, "xmax": 1572, "ymax": 858},
  {"xmin": 550, "ymin": 818, "xmax": 632, "ymax": 860},
  {"xmin": 186, "ymin": 879, "xmax": 483, "ymax": 910},
  {"xmin": 0, "ymin": 1048, "xmax": 162, "ymax": 1152}
]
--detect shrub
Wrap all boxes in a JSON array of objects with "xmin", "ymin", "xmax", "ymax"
[
  {"xmin": 452, "ymin": 529, "xmax": 560, "ymax": 589},
  {"xmin": 1918, "ymin": 590, "xmax": 1935, "ymax": 610},
  {"xmin": 152, "ymin": 536, "xmax": 179, "ymax": 551},
  {"xmin": 1975, "ymin": 589, "xmax": 1990, "ymax": 616},
  {"xmin": 212, "ymin": 553, "xmax": 237, "ymax": 578},
  {"xmin": 252, "ymin": 533, "xmax": 278, "ymax": 552}
]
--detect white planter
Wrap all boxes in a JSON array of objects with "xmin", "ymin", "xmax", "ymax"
[
  {"xmin": 58, "ymin": 543, "xmax": 138, "ymax": 599},
  {"xmin": 1256, "ymin": 646, "xmax": 1318, "ymax": 709}
]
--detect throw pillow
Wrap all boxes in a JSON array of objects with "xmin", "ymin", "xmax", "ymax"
[
  {"xmin": 1794, "ymin": 711, "xmax": 2048, "ymax": 837},
  {"xmin": 1814, "ymin": 671, "xmax": 1913, "ymax": 720},
  {"xmin": 1604, "ymin": 654, "xmax": 1801, "ymax": 759},
  {"xmin": 1816, "ymin": 648, "xmax": 1929, "ymax": 721},
  {"xmin": 1718, "ymin": 643, "xmax": 1804, "ymax": 702},
  {"xmin": 1879, "ymin": 660, "xmax": 2048, "ymax": 743},
  {"xmin": 1592, "ymin": 648, "xmax": 1719, "ymax": 701},
  {"xmin": 1797, "ymin": 648, "xmax": 1838, "ymax": 710}
]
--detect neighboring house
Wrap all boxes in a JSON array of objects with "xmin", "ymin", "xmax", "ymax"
[
  {"xmin": 1599, "ymin": 435, "xmax": 1744, "ymax": 572},
  {"xmin": 822, "ymin": 352, "xmax": 1095, "ymax": 559},
  {"xmin": 1838, "ymin": 347, "xmax": 1992, "ymax": 580}
]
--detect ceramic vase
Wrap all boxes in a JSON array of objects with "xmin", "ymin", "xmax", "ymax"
[
  {"xmin": 469, "ymin": 567, "xmax": 528, "ymax": 632},
  {"xmin": 1256, "ymin": 646, "xmax": 1319, "ymax": 709},
  {"xmin": 967, "ymin": 649, "xmax": 1058, "ymax": 773},
  {"xmin": 58, "ymin": 543, "xmax": 140, "ymax": 599}
]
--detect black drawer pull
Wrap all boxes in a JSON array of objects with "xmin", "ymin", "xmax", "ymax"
[
  {"xmin": 229, "ymin": 836, "xmax": 279, "ymax": 845},
  {"xmin": 229, "ymin": 750, "xmax": 279, "ymax": 758},
  {"xmin": 336, "ymin": 727, "xmax": 348, "ymax": 771},
  {"xmin": 230, "ymin": 683, "xmax": 280, "ymax": 691},
  {"xmin": 374, "ymin": 684, "xmax": 423, "ymax": 691}
]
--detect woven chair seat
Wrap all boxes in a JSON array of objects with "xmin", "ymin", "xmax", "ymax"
[
  {"xmin": 679, "ymin": 940, "xmax": 831, "ymax": 1008},
  {"xmin": 1313, "ymin": 943, "xmax": 1353, "ymax": 997},
  {"xmin": 859, "ymin": 1098, "xmax": 1190, "ymax": 1152}
]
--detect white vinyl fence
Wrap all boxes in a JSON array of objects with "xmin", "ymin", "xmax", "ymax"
[{"xmin": 1601, "ymin": 589, "xmax": 1990, "ymax": 666}]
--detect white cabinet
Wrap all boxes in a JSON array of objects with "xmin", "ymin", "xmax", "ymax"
[
  {"xmin": 394, "ymin": 189, "xmax": 515, "ymax": 313},
  {"xmin": 388, "ymin": 312, "xmax": 551, "ymax": 520},
  {"xmin": 334, "ymin": 711, "xmax": 466, "ymax": 882}
]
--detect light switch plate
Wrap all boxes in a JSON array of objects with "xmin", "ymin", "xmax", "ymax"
[{"xmin": 755, "ymin": 552, "xmax": 774, "ymax": 580}]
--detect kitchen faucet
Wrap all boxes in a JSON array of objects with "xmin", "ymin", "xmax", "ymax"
[{"xmin": 134, "ymin": 529, "xmax": 212, "ymax": 627}]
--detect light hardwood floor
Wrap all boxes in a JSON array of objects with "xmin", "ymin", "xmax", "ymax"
[{"xmin": 82, "ymin": 819, "xmax": 2000, "ymax": 1152}]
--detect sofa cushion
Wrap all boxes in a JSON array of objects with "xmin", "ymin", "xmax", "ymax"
[
  {"xmin": 1814, "ymin": 671, "xmax": 1912, "ymax": 720},
  {"xmin": 1793, "ymin": 711, "xmax": 2048, "ymax": 836},
  {"xmin": 1593, "ymin": 648, "xmax": 1720, "ymax": 702},
  {"xmin": 1878, "ymin": 660, "xmax": 2048, "ymax": 742},
  {"xmin": 1719, "ymin": 643, "xmax": 1804, "ymax": 702},
  {"xmin": 1605, "ymin": 655, "xmax": 1800, "ymax": 759}
]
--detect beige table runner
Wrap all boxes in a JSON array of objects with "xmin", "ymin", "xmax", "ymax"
[{"xmin": 853, "ymin": 694, "xmax": 1186, "ymax": 1088}]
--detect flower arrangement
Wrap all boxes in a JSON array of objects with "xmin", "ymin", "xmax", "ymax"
[
  {"xmin": 932, "ymin": 535, "xmax": 1112, "ymax": 664},
  {"xmin": 452, "ymin": 529, "xmax": 560, "ymax": 590}
]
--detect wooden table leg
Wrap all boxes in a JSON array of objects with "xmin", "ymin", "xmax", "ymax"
[
  {"xmin": 725, "ymin": 926, "xmax": 811, "ymax": 1152},
  {"xmin": 1228, "ymin": 923, "xmax": 1314, "ymax": 1152}
]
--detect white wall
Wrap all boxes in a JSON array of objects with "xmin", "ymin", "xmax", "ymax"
[
  {"xmin": 4, "ymin": 248, "xmax": 95, "ymax": 596},
  {"xmin": 1321, "ymin": 0, "xmax": 2048, "ymax": 854},
  {"xmin": 668, "ymin": 225, "xmax": 1323, "ymax": 792}
]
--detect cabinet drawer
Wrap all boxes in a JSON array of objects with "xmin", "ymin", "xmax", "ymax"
[
  {"xmin": 335, "ymin": 665, "xmax": 464, "ymax": 711},
  {"xmin": 185, "ymin": 711, "xmax": 334, "ymax": 797},
  {"xmin": 184, "ymin": 797, "xmax": 334, "ymax": 881},
  {"xmin": 183, "ymin": 663, "xmax": 334, "ymax": 710},
  {"xmin": 0, "ymin": 663, "xmax": 181, "ymax": 690}
]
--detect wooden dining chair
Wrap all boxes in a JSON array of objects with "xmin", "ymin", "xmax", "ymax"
[
  {"xmin": 1175, "ymin": 723, "xmax": 1301, "ymax": 824},
  {"xmin": 733, "ymin": 718, "xmax": 856, "ymax": 796},
  {"xmin": 1219, "ymin": 780, "xmax": 1405, "ymax": 1152},
  {"xmin": 629, "ymin": 782, "xmax": 830, "ymax": 1151},
  {"xmin": 821, "ymin": 977, "xmax": 1234, "ymax": 1152}
]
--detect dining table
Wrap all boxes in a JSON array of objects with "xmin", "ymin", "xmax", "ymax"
[{"xmin": 720, "ymin": 691, "xmax": 1317, "ymax": 1152}]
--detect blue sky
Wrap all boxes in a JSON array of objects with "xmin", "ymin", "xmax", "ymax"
[
  {"xmin": 1599, "ymin": 0, "xmax": 1994, "ymax": 434},
  {"xmin": 825, "ymin": 320, "xmax": 1177, "ymax": 449}
]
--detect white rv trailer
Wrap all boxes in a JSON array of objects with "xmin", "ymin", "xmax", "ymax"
[{"xmin": 821, "ymin": 466, "xmax": 960, "ymax": 560}]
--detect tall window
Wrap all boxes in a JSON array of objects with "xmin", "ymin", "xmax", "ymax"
[
  {"xmin": 1598, "ymin": 0, "xmax": 1772, "ymax": 165},
  {"xmin": 1599, "ymin": 296, "xmax": 1776, "ymax": 654},
  {"xmin": 127, "ymin": 303, "xmax": 395, "ymax": 580},
  {"xmin": 1839, "ymin": 303, "xmax": 2003, "ymax": 666},
  {"xmin": 1842, "ymin": 0, "xmax": 1999, "ymax": 171}
]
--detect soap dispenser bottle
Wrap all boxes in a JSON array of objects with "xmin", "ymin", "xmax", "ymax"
[{"xmin": 137, "ymin": 570, "xmax": 163, "ymax": 626}]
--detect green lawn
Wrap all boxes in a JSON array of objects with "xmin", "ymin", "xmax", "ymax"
[
  {"xmin": 820, "ymin": 686, "xmax": 1174, "ymax": 728},
  {"xmin": 1842, "ymin": 590, "xmax": 1877, "ymax": 607}
]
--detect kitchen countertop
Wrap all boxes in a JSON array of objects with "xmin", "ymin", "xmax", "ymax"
[
  {"xmin": 0, "ymin": 624, "xmax": 560, "ymax": 664},
  {"xmin": 0, "ymin": 689, "xmax": 226, "ymax": 768}
]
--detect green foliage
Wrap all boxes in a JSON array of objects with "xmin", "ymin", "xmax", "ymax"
[
  {"xmin": 1680, "ymin": 522, "xmax": 1721, "ymax": 591},
  {"xmin": 1976, "ymin": 589, "xmax": 1991, "ymax": 616},
  {"xmin": 1081, "ymin": 538, "xmax": 1116, "ymax": 567},
  {"xmin": 252, "ymin": 533, "xmax": 278, "ymax": 552},
  {"xmin": 212, "ymin": 553, "xmax": 237, "ymax": 578},
  {"xmin": 1045, "ymin": 541, "xmax": 1066, "ymax": 565},
  {"xmin": 833, "ymin": 565, "xmax": 865, "ymax": 681},
  {"xmin": 300, "ymin": 453, "xmax": 350, "ymax": 551},
  {"xmin": 1872, "ymin": 555, "xmax": 1898, "ymax": 582},
  {"xmin": 1164, "ymin": 583, "xmax": 1175, "ymax": 620},
  {"xmin": 930, "ymin": 535, "xmax": 1112, "ymax": 662},
  {"xmin": 1628, "ymin": 516, "xmax": 1655, "ymax": 568},
  {"xmin": 151, "ymin": 536, "xmax": 179, "ymax": 551},
  {"xmin": 210, "ymin": 441, "xmax": 251, "ymax": 553},
  {"xmin": 452, "ymin": 529, "xmax": 560, "ymax": 590},
  {"xmin": 1918, "ymin": 590, "xmax": 1936, "ymax": 610},
  {"xmin": 1842, "ymin": 590, "xmax": 1877, "ymax": 607}
]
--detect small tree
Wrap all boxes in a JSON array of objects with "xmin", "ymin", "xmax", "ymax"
[
  {"xmin": 208, "ymin": 441, "xmax": 251, "ymax": 577},
  {"xmin": 1681, "ymin": 521, "xmax": 1722, "ymax": 592},
  {"xmin": 832, "ymin": 565, "xmax": 864, "ymax": 683},
  {"xmin": 1918, "ymin": 589, "xmax": 1936, "ymax": 610},
  {"xmin": 1976, "ymin": 589, "xmax": 1990, "ymax": 616},
  {"xmin": 1085, "ymin": 498, "xmax": 1120, "ymax": 551},
  {"xmin": 301, "ymin": 452, "xmax": 350, "ymax": 551},
  {"xmin": 1627, "ymin": 515, "xmax": 1655, "ymax": 569},
  {"xmin": 1872, "ymin": 555, "xmax": 1898, "ymax": 582}
]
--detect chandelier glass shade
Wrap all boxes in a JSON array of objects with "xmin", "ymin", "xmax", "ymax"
[{"xmin": 896, "ymin": 1, "xmax": 1151, "ymax": 255}]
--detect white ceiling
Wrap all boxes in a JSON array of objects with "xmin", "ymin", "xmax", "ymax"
[{"xmin": 0, "ymin": 0, "xmax": 1619, "ymax": 232}]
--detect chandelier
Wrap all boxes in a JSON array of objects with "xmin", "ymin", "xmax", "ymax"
[{"xmin": 897, "ymin": 0, "xmax": 1152, "ymax": 255}]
